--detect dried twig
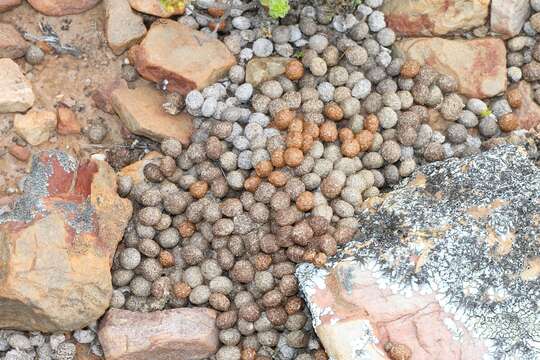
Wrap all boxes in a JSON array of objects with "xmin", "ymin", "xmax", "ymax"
[{"xmin": 22, "ymin": 21, "xmax": 81, "ymax": 57}]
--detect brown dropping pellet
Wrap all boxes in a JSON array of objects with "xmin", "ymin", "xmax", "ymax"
[
  {"xmin": 159, "ymin": 156, "xmax": 176, "ymax": 177},
  {"xmin": 255, "ymin": 161, "xmax": 273, "ymax": 178},
  {"xmin": 506, "ymin": 87, "xmax": 522, "ymax": 108},
  {"xmin": 262, "ymin": 289, "xmax": 284, "ymax": 308},
  {"xmin": 275, "ymin": 225, "xmax": 294, "ymax": 248},
  {"xmin": 301, "ymin": 134, "xmax": 314, "ymax": 153},
  {"xmin": 189, "ymin": 181, "xmax": 208, "ymax": 199},
  {"xmin": 498, "ymin": 113, "xmax": 519, "ymax": 132},
  {"xmin": 364, "ymin": 114, "xmax": 379, "ymax": 132},
  {"xmin": 253, "ymin": 254, "xmax": 272, "ymax": 271},
  {"xmin": 239, "ymin": 303, "xmax": 261, "ymax": 322},
  {"xmin": 313, "ymin": 252, "xmax": 327, "ymax": 267},
  {"xmin": 271, "ymin": 149, "xmax": 286, "ymax": 168},
  {"xmin": 272, "ymin": 262, "xmax": 296, "ymax": 279},
  {"xmin": 386, "ymin": 342, "xmax": 412, "ymax": 360},
  {"xmin": 303, "ymin": 122, "xmax": 319, "ymax": 139},
  {"xmin": 323, "ymin": 102, "xmax": 344, "ymax": 121},
  {"xmin": 356, "ymin": 130, "xmax": 374, "ymax": 152},
  {"xmin": 241, "ymin": 348, "xmax": 257, "ymax": 360},
  {"xmin": 216, "ymin": 310, "xmax": 238, "ymax": 329},
  {"xmin": 295, "ymin": 191, "xmax": 314, "ymax": 212},
  {"xmin": 289, "ymin": 118, "xmax": 304, "ymax": 133},
  {"xmin": 279, "ymin": 275, "xmax": 298, "ymax": 296},
  {"xmin": 283, "ymin": 148, "xmax": 304, "ymax": 167},
  {"xmin": 400, "ymin": 59, "xmax": 421, "ymax": 78},
  {"xmin": 338, "ymin": 128, "xmax": 354, "ymax": 142},
  {"xmin": 341, "ymin": 139, "xmax": 361, "ymax": 157},
  {"xmin": 274, "ymin": 109, "xmax": 295, "ymax": 130},
  {"xmin": 319, "ymin": 121, "xmax": 338, "ymax": 142},
  {"xmin": 178, "ymin": 221, "xmax": 196, "ymax": 238},
  {"xmin": 285, "ymin": 296, "xmax": 304, "ymax": 315},
  {"xmin": 173, "ymin": 282, "xmax": 191, "ymax": 299},
  {"xmin": 209, "ymin": 293, "xmax": 231, "ymax": 311},
  {"xmin": 313, "ymin": 349, "xmax": 329, "ymax": 360},
  {"xmin": 268, "ymin": 171, "xmax": 288, "ymax": 187},
  {"xmin": 286, "ymin": 246, "xmax": 305, "ymax": 263},
  {"xmin": 318, "ymin": 234, "xmax": 338, "ymax": 256},
  {"xmin": 260, "ymin": 234, "xmax": 280, "ymax": 254},
  {"xmin": 244, "ymin": 176, "xmax": 262, "ymax": 192},
  {"xmin": 231, "ymin": 260, "xmax": 255, "ymax": 283},
  {"xmin": 291, "ymin": 222, "xmax": 313, "ymax": 246},
  {"xmin": 266, "ymin": 306, "xmax": 288, "ymax": 326},
  {"xmin": 287, "ymin": 131, "xmax": 303, "ymax": 149},
  {"xmin": 309, "ymin": 216, "xmax": 329, "ymax": 236},
  {"xmin": 302, "ymin": 248, "xmax": 317, "ymax": 263},
  {"xmin": 285, "ymin": 59, "xmax": 305, "ymax": 81},
  {"xmin": 334, "ymin": 226, "xmax": 357, "ymax": 245},
  {"xmin": 143, "ymin": 163, "xmax": 164, "ymax": 183},
  {"xmin": 159, "ymin": 250, "xmax": 175, "ymax": 268},
  {"xmin": 217, "ymin": 248, "xmax": 235, "ymax": 271}
]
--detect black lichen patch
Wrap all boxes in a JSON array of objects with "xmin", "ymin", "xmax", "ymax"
[{"xmin": 327, "ymin": 145, "xmax": 540, "ymax": 359}]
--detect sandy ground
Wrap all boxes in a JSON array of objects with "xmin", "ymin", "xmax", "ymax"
[{"xmin": 0, "ymin": 1, "xmax": 151, "ymax": 196}]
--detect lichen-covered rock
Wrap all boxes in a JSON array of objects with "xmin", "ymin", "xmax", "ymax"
[
  {"xmin": 129, "ymin": 20, "xmax": 236, "ymax": 95},
  {"xmin": 0, "ymin": 151, "xmax": 132, "ymax": 332},
  {"xmin": 395, "ymin": 37, "xmax": 507, "ymax": 99},
  {"xmin": 381, "ymin": 0, "xmax": 489, "ymax": 36},
  {"xmin": 298, "ymin": 145, "xmax": 540, "ymax": 360},
  {"xmin": 98, "ymin": 308, "xmax": 219, "ymax": 360}
]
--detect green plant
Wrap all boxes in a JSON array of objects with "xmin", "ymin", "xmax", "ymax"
[
  {"xmin": 260, "ymin": 0, "xmax": 290, "ymax": 19},
  {"xmin": 480, "ymin": 107, "xmax": 493, "ymax": 118},
  {"xmin": 159, "ymin": 0, "xmax": 186, "ymax": 13},
  {"xmin": 293, "ymin": 50, "xmax": 304, "ymax": 59}
]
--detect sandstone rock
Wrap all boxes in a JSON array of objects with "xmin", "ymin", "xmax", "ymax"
[
  {"xmin": 14, "ymin": 110, "xmax": 57, "ymax": 146},
  {"xmin": 0, "ymin": 0, "xmax": 21, "ymax": 12},
  {"xmin": 7, "ymin": 144, "xmax": 30, "ymax": 161},
  {"xmin": 105, "ymin": 0, "xmax": 146, "ymax": 55},
  {"xmin": 381, "ymin": 0, "xmax": 489, "ymax": 36},
  {"xmin": 298, "ymin": 145, "xmax": 540, "ymax": 360},
  {"xmin": 112, "ymin": 85, "xmax": 192, "ymax": 145},
  {"xmin": 395, "ymin": 38, "xmax": 506, "ymax": 99},
  {"xmin": 57, "ymin": 106, "xmax": 81, "ymax": 135},
  {"xmin": 0, "ymin": 23, "xmax": 28, "ymax": 59},
  {"xmin": 245, "ymin": 57, "xmax": 290, "ymax": 86},
  {"xmin": 92, "ymin": 79, "xmax": 127, "ymax": 114},
  {"xmin": 0, "ymin": 151, "xmax": 132, "ymax": 332},
  {"xmin": 491, "ymin": 0, "xmax": 530, "ymax": 38},
  {"xmin": 98, "ymin": 308, "xmax": 219, "ymax": 360},
  {"xmin": 511, "ymin": 81, "xmax": 540, "ymax": 130},
  {"xmin": 129, "ymin": 20, "xmax": 235, "ymax": 95},
  {"xmin": 0, "ymin": 59, "xmax": 35, "ymax": 113},
  {"xmin": 128, "ymin": 0, "xmax": 183, "ymax": 18},
  {"xmin": 27, "ymin": 0, "xmax": 100, "ymax": 16},
  {"xmin": 118, "ymin": 151, "xmax": 161, "ymax": 185}
]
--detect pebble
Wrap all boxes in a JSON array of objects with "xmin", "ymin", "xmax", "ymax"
[
  {"xmin": 232, "ymin": 16, "xmax": 251, "ymax": 30},
  {"xmin": 252, "ymin": 38, "xmax": 273, "ymax": 57},
  {"xmin": 367, "ymin": 11, "xmax": 386, "ymax": 32},
  {"xmin": 352, "ymin": 79, "xmax": 372, "ymax": 99},
  {"xmin": 235, "ymin": 83, "xmax": 253, "ymax": 102},
  {"xmin": 186, "ymin": 90, "xmax": 204, "ymax": 110}
]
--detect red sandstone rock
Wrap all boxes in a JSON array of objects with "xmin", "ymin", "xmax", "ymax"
[
  {"xmin": 104, "ymin": 0, "xmax": 146, "ymax": 55},
  {"xmin": 381, "ymin": 0, "xmax": 489, "ymax": 36},
  {"xmin": 0, "ymin": 151, "xmax": 132, "ymax": 332},
  {"xmin": 27, "ymin": 0, "xmax": 100, "ymax": 16},
  {"xmin": 511, "ymin": 81, "xmax": 540, "ymax": 130},
  {"xmin": 0, "ymin": 0, "xmax": 21, "ymax": 12},
  {"xmin": 395, "ymin": 37, "xmax": 507, "ymax": 99},
  {"xmin": 0, "ymin": 23, "xmax": 28, "ymax": 59},
  {"xmin": 57, "ymin": 106, "xmax": 81, "ymax": 135},
  {"xmin": 92, "ymin": 79, "xmax": 127, "ymax": 114},
  {"xmin": 129, "ymin": 20, "xmax": 236, "ymax": 95},
  {"xmin": 98, "ymin": 308, "xmax": 219, "ymax": 360},
  {"xmin": 7, "ymin": 144, "xmax": 30, "ymax": 161}
]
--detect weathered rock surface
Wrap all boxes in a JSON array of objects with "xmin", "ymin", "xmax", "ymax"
[
  {"xmin": 27, "ymin": 0, "xmax": 100, "ymax": 16},
  {"xmin": 128, "ymin": 0, "xmax": 183, "ymax": 17},
  {"xmin": 298, "ymin": 145, "xmax": 540, "ymax": 360},
  {"xmin": 395, "ymin": 37, "xmax": 507, "ymax": 99},
  {"xmin": 129, "ymin": 20, "xmax": 235, "ymax": 95},
  {"xmin": 92, "ymin": 79, "xmax": 127, "ymax": 114},
  {"xmin": 511, "ymin": 81, "xmax": 540, "ymax": 130},
  {"xmin": 104, "ymin": 0, "xmax": 146, "ymax": 55},
  {"xmin": 381, "ymin": 0, "xmax": 489, "ymax": 36},
  {"xmin": 98, "ymin": 308, "xmax": 219, "ymax": 360},
  {"xmin": 14, "ymin": 110, "xmax": 57, "ymax": 146},
  {"xmin": 491, "ymin": 0, "xmax": 530, "ymax": 38},
  {"xmin": 0, "ymin": 0, "xmax": 21, "ymax": 12},
  {"xmin": 112, "ymin": 85, "xmax": 192, "ymax": 145},
  {"xmin": 245, "ymin": 57, "xmax": 290, "ymax": 86},
  {"xmin": 57, "ymin": 106, "xmax": 81, "ymax": 135},
  {"xmin": 0, "ymin": 58, "xmax": 35, "ymax": 113},
  {"xmin": 0, "ymin": 23, "xmax": 28, "ymax": 59},
  {"xmin": 0, "ymin": 151, "xmax": 132, "ymax": 332}
]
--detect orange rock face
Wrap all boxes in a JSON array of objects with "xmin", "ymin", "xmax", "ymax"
[
  {"xmin": 0, "ymin": 0, "xmax": 21, "ymax": 12},
  {"xmin": 57, "ymin": 106, "xmax": 82, "ymax": 135},
  {"xmin": 395, "ymin": 37, "xmax": 507, "ymax": 99},
  {"xmin": 92, "ymin": 79, "xmax": 127, "ymax": 114},
  {"xmin": 98, "ymin": 308, "xmax": 219, "ymax": 360},
  {"xmin": 0, "ymin": 151, "xmax": 132, "ymax": 332},
  {"xmin": 112, "ymin": 85, "xmax": 193, "ymax": 145},
  {"xmin": 510, "ymin": 81, "xmax": 540, "ymax": 130},
  {"xmin": 27, "ymin": 0, "xmax": 100, "ymax": 16},
  {"xmin": 382, "ymin": 0, "xmax": 489, "ymax": 36},
  {"xmin": 130, "ymin": 20, "xmax": 236, "ymax": 95}
]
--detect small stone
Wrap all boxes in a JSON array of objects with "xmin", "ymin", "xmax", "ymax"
[
  {"xmin": 14, "ymin": 110, "xmax": 57, "ymax": 146},
  {"xmin": 253, "ymin": 38, "xmax": 273, "ymax": 58},
  {"xmin": 0, "ymin": 23, "xmax": 28, "ymax": 59},
  {"xmin": 27, "ymin": 0, "xmax": 99, "ymax": 15},
  {"xmin": 0, "ymin": 58, "xmax": 35, "ymax": 113},
  {"xmin": 105, "ymin": 0, "xmax": 146, "ymax": 55},
  {"xmin": 57, "ymin": 106, "xmax": 81, "ymax": 135}
]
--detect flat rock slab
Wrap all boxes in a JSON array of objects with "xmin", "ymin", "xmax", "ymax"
[
  {"xmin": 511, "ymin": 81, "xmax": 540, "ymax": 130},
  {"xmin": 14, "ymin": 110, "xmax": 57, "ymax": 146},
  {"xmin": 0, "ymin": 58, "xmax": 35, "ymax": 113},
  {"xmin": 0, "ymin": 151, "xmax": 132, "ymax": 332},
  {"xmin": 27, "ymin": 0, "xmax": 100, "ymax": 16},
  {"xmin": 381, "ymin": 0, "xmax": 489, "ymax": 36},
  {"xmin": 104, "ymin": 0, "xmax": 146, "ymax": 55},
  {"xmin": 491, "ymin": 0, "xmax": 530, "ymax": 38},
  {"xmin": 0, "ymin": 0, "xmax": 21, "ymax": 12},
  {"xmin": 0, "ymin": 23, "xmax": 28, "ymax": 59},
  {"xmin": 128, "ymin": 0, "xmax": 183, "ymax": 17},
  {"xmin": 98, "ymin": 308, "xmax": 219, "ymax": 360},
  {"xmin": 298, "ymin": 145, "xmax": 540, "ymax": 360},
  {"xmin": 112, "ymin": 85, "xmax": 192, "ymax": 145},
  {"xmin": 245, "ymin": 57, "xmax": 290, "ymax": 86},
  {"xmin": 395, "ymin": 37, "xmax": 507, "ymax": 99},
  {"xmin": 129, "ymin": 19, "xmax": 236, "ymax": 95}
]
